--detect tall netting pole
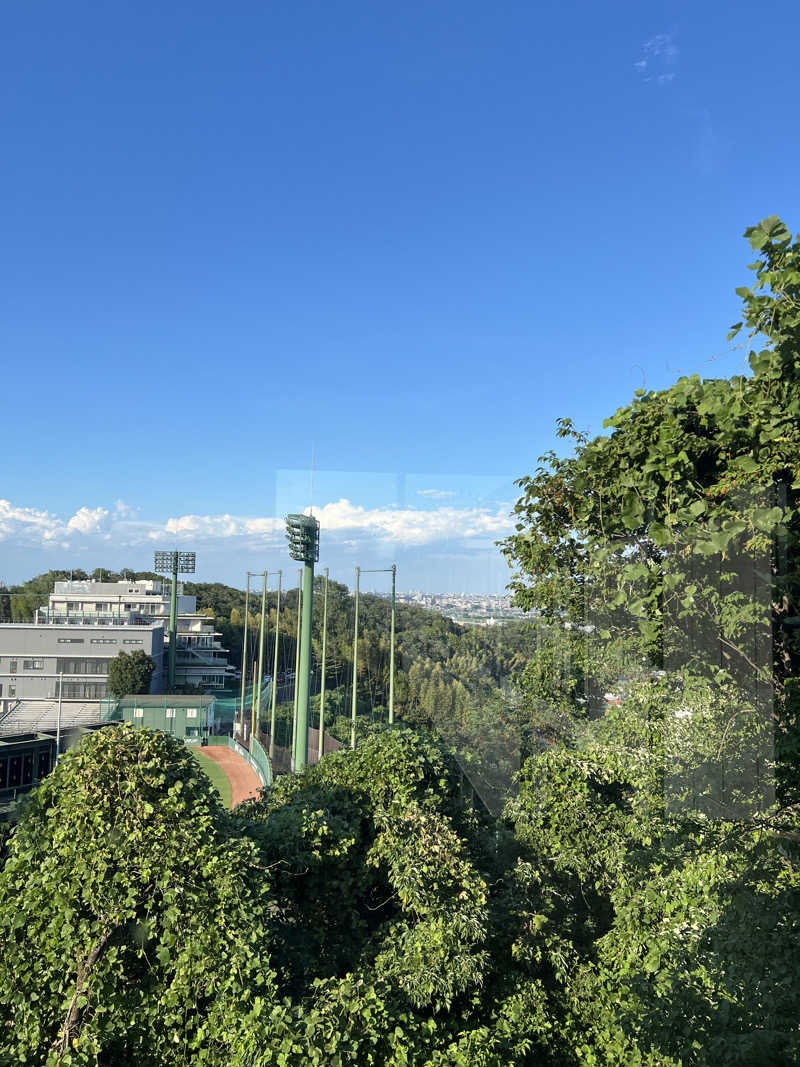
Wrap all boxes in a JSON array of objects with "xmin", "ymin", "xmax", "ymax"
[
  {"xmin": 239, "ymin": 573, "xmax": 250, "ymax": 740},
  {"xmin": 389, "ymin": 563, "xmax": 396, "ymax": 725},
  {"xmin": 350, "ymin": 566, "xmax": 360, "ymax": 749},
  {"xmin": 269, "ymin": 571, "xmax": 281, "ymax": 760},
  {"xmin": 253, "ymin": 571, "xmax": 267, "ymax": 747}
]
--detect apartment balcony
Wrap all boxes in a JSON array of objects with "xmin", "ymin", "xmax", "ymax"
[{"xmin": 34, "ymin": 610, "xmax": 151, "ymax": 626}]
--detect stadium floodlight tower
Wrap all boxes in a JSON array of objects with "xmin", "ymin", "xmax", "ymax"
[
  {"xmin": 285, "ymin": 513, "xmax": 320, "ymax": 771},
  {"xmin": 154, "ymin": 550, "xmax": 196, "ymax": 690}
]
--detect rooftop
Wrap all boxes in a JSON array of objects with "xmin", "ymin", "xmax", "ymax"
[{"xmin": 116, "ymin": 695, "xmax": 215, "ymax": 708}]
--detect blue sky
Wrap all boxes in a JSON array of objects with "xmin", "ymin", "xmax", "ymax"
[{"xmin": 2, "ymin": 0, "xmax": 798, "ymax": 591}]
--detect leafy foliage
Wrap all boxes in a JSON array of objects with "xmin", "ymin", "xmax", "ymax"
[
  {"xmin": 4, "ymin": 217, "xmax": 800, "ymax": 1064},
  {"xmin": 0, "ymin": 725, "xmax": 275, "ymax": 1064},
  {"xmin": 106, "ymin": 648, "xmax": 156, "ymax": 698}
]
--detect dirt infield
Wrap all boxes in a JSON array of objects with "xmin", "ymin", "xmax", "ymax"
[{"xmin": 200, "ymin": 745, "xmax": 263, "ymax": 809}]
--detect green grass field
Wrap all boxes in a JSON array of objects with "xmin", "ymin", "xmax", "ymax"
[{"xmin": 190, "ymin": 748, "xmax": 233, "ymax": 810}]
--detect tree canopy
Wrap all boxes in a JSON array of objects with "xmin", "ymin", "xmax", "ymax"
[
  {"xmin": 2, "ymin": 217, "xmax": 800, "ymax": 1064},
  {"xmin": 107, "ymin": 649, "xmax": 156, "ymax": 699},
  {"xmin": 503, "ymin": 214, "xmax": 800, "ymax": 803}
]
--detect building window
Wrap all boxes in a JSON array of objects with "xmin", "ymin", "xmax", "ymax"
[
  {"xmin": 9, "ymin": 686, "xmax": 15, "ymax": 698},
  {"xmin": 123, "ymin": 639, "xmax": 143, "ymax": 645},
  {"xmin": 133, "ymin": 709, "xmax": 144, "ymax": 718},
  {"xmin": 37, "ymin": 750, "xmax": 51, "ymax": 779},
  {"xmin": 58, "ymin": 638, "xmax": 85, "ymax": 644},
  {"xmin": 186, "ymin": 709, "xmax": 197, "ymax": 719},
  {"xmin": 90, "ymin": 638, "xmax": 117, "ymax": 645},
  {"xmin": 165, "ymin": 709, "xmax": 176, "ymax": 718},
  {"xmin": 62, "ymin": 681, "xmax": 107, "ymax": 699},
  {"xmin": 10, "ymin": 660, "xmax": 17, "ymax": 673},
  {"xmin": 23, "ymin": 659, "xmax": 44, "ymax": 670},
  {"xmin": 8, "ymin": 756, "xmax": 22, "ymax": 788},
  {"xmin": 0, "ymin": 757, "xmax": 7, "ymax": 790},
  {"xmin": 57, "ymin": 658, "xmax": 110, "ymax": 676}
]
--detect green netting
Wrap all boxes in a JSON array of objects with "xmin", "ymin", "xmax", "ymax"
[{"xmin": 212, "ymin": 680, "xmax": 272, "ymax": 724}]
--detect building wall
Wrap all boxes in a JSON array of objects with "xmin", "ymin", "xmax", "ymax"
[
  {"xmin": 0, "ymin": 625, "xmax": 165, "ymax": 701},
  {"xmin": 121, "ymin": 700, "xmax": 214, "ymax": 739},
  {"xmin": 49, "ymin": 579, "xmax": 195, "ymax": 618}
]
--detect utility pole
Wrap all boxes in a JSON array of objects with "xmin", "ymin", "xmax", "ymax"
[
  {"xmin": 239, "ymin": 572, "xmax": 251, "ymax": 740},
  {"xmin": 253, "ymin": 571, "xmax": 268, "ymax": 748},
  {"xmin": 56, "ymin": 671, "xmax": 63, "ymax": 760},
  {"xmin": 286, "ymin": 516, "xmax": 320, "ymax": 772},
  {"xmin": 154, "ymin": 551, "xmax": 196, "ymax": 691},
  {"xmin": 350, "ymin": 566, "xmax": 360, "ymax": 749},
  {"xmin": 318, "ymin": 567, "xmax": 329, "ymax": 762},
  {"xmin": 269, "ymin": 570, "xmax": 281, "ymax": 760},
  {"xmin": 389, "ymin": 563, "xmax": 396, "ymax": 725}
]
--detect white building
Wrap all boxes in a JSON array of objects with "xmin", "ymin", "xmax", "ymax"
[
  {"xmin": 0, "ymin": 621, "xmax": 165, "ymax": 735},
  {"xmin": 35, "ymin": 579, "xmax": 233, "ymax": 690}
]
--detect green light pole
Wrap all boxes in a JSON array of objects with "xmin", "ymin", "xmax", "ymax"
[
  {"xmin": 290, "ymin": 569, "xmax": 302, "ymax": 766},
  {"xmin": 318, "ymin": 568, "xmax": 329, "ymax": 762},
  {"xmin": 154, "ymin": 551, "xmax": 196, "ymax": 691},
  {"xmin": 269, "ymin": 570, "xmax": 282, "ymax": 760},
  {"xmin": 350, "ymin": 566, "xmax": 360, "ymax": 749},
  {"xmin": 286, "ymin": 515, "xmax": 321, "ymax": 772}
]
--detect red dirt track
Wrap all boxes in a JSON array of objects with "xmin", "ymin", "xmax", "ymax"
[{"xmin": 201, "ymin": 745, "xmax": 262, "ymax": 809}]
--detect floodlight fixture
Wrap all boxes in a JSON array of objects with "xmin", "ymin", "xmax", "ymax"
[
  {"xmin": 286, "ymin": 514, "xmax": 320, "ymax": 565},
  {"xmin": 154, "ymin": 550, "xmax": 196, "ymax": 574}
]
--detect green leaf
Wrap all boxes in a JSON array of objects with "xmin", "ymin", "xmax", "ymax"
[
  {"xmin": 621, "ymin": 490, "xmax": 644, "ymax": 530},
  {"xmin": 733, "ymin": 455, "xmax": 759, "ymax": 474}
]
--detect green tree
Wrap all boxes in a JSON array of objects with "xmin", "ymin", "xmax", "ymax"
[
  {"xmin": 503, "ymin": 216, "xmax": 800, "ymax": 801},
  {"xmin": 0, "ymin": 725, "xmax": 276, "ymax": 1064},
  {"xmin": 107, "ymin": 649, "xmax": 156, "ymax": 698}
]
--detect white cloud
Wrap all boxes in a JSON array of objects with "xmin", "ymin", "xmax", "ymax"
[
  {"xmin": 304, "ymin": 498, "xmax": 513, "ymax": 546},
  {"xmin": 635, "ymin": 32, "xmax": 678, "ymax": 83},
  {"xmin": 66, "ymin": 506, "xmax": 110, "ymax": 535},
  {"xmin": 114, "ymin": 499, "xmax": 138, "ymax": 519},
  {"xmin": 643, "ymin": 33, "xmax": 677, "ymax": 58},
  {"xmin": 0, "ymin": 496, "xmax": 515, "ymax": 556},
  {"xmin": 162, "ymin": 513, "xmax": 285, "ymax": 542},
  {"xmin": 0, "ymin": 499, "xmax": 65, "ymax": 543},
  {"xmin": 417, "ymin": 489, "xmax": 457, "ymax": 500}
]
